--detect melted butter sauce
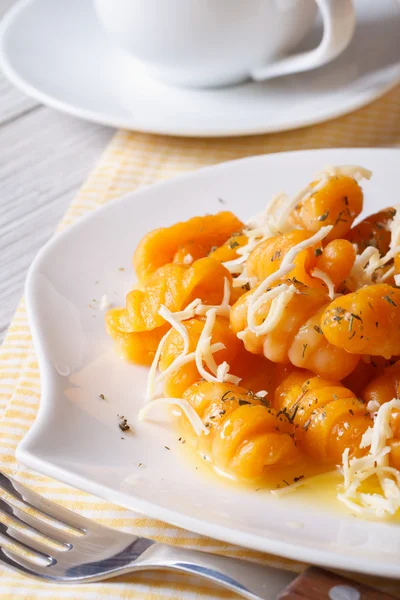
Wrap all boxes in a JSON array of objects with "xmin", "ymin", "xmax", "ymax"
[
  {"xmin": 177, "ymin": 434, "xmax": 400, "ymax": 521},
  {"xmin": 172, "ymin": 412, "xmax": 400, "ymax": 521},
  {"xmin": 182, "ymin": 433, "xmax": 338, "ymax": 494}
]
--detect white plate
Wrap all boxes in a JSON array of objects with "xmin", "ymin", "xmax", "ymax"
[
  {"xmin": 19, "ymin": 148, "xmax": 400, "ymax": 578},
  {"xmin": 0, "ymin": 0, "xmax": 400, "ymax": 137}
]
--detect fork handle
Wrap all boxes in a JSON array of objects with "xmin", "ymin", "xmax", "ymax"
[
  {"xmin": 136, "ymin": 543, "xmax": 296, "ymax": 600},
  {"xmin": 137, "ymin": 544, "xmax": 397, "ymax": 600},
  {"xmin": 277, "ymin": 566, "xmax": 396, "ymax": 599}
]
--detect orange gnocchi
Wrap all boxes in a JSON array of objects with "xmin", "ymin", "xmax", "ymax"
[{"xmin": 106, "ymin": 163, "xmax": 400, "ymax": 518}]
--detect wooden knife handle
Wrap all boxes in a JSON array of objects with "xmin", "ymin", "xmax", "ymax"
[{"xmin": 277, "ymin": 566, "xmax": 396, "ymax": 599}]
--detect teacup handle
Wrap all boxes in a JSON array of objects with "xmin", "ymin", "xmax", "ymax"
[{"xmin": 250, "ymin": 0, "xmax": 355, "ymax": 81}]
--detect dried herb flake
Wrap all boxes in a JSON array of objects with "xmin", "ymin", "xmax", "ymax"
[
  {"xmin": 118, "ymin": 417, "xmax": 130, "ymax": 432},
  {"xmin": 384, "ymin": 295, "xmax": 397, "ymax": 307},
  {"xmin": 293, "ymin": 475, "xmax": 305, "ymax": 483}
]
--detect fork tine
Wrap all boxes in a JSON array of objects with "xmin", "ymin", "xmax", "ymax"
[
  {"xmin": 0, "ymin": 521, "xmax": 54, "ymax": 564},
  {"xmin": 0, "ymin": 547, "xmax": 55, "ymax": 580},
  {"xmin": 0, "ymin": 497, "xmax": 73, "ymax": 549},
  {"xmin": 0, "ymin": 472, "xmax": 91, "ymax": 533}
]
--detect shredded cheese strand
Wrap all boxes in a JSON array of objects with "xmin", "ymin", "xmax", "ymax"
[
  {"xmin": 381, "ymin": 266, "xmax": 395, "ymax": 282},
  {"xmin": 246, "ymin": 226, "xmax": 332, "ymax": 335},
  {"xmin": 347, "ymin": 245, "xmax": 400, "ymax": 290},
  {"xmin": 195, "ymin": 309, "xmax": 221, "ymax": 382},
  {"xmin": 311, "ymin": 268, "xmax": 335, "ymax": 299},
  {"xmin": 248, "ymin": 284, "xmax": 298, "ymax": 336},
  {"xmin": 390, "ymin": 204, "xmax": 400, "ymax": 249},
  {"xmin": 221, "ymin": 254, "xmax": 247, "ymax": 274},
  {"xmin": 364, "ymin": 246, "xmax": 400, "ymax": 278},
  {"xmin": 193, "ymin": 309, "xmax": 242, "ymax": 385},
  {"xmin": 232, "ymin": 275, "xmax": 258, "ymax": 289},
  {"xmin": 167, "ymin": 299, "xmax": 202, "ymax": 321},
  {"xmin": 159, "ymin": 305, "xmax": 191, "ymax": 356},
  {"xmin": 147, "ymin": 279, "xmax": 232, "ymax": 399},
  {"xmin": 317, "ymin": 164, "xmax": 372, "ymax": 181},
  {"xmin": 245, "ymin": 192, "xmax": 292, "ymax": 240},
  {"xmin": 251, "ymin": 226, "xmax": 333, "ymax": 304},
  {"xmin": 156, "ymin": 343, "xmax": 225, "ymax": 383},
  {"xmin": 146, "ymin": 330, "xmax": 170, "ymax": 400},
  {"xmin": 346, "ymin": 247, "xmax": 379, "ymax": 291},
  {"xmin": 338, "ymin": 399, "xmax": 400, "ymax": 517},
  {"xmin": 138, "ymin": 398, "xmax": 210, "ymax": 436},
  {"xmin": 216, "ymin": 361, "xmax": 241, "ymax": 385}
]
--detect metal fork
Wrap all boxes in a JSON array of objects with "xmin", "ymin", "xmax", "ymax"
[{"xmin": 0, "ymin": 471, "xmax": 295, "ymax": 599}]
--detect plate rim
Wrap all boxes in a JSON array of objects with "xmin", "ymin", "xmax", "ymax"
[
  {"xmin": 1, "ymin": 0, "xmax": 400, "ymax": 137},
  {"xmin": 18, "ymin": 147, "xmax": 400, "ymax": 577}
]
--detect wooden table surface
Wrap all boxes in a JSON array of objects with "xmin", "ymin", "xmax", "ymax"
[{"xmin": 0, "ymin": 0, "xmax": 113, "ymax": 343}]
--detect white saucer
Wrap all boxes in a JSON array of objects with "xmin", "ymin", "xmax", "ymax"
[{"xmin": 0, "ymin": 0, "xmax": 399, "ymax": 138}]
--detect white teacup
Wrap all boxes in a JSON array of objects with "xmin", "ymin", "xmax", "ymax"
[{"xmin": 94, "ymin": 0, "xmax": 355, "ymax": 88}]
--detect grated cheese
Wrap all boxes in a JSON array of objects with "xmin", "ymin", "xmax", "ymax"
[
  {"xmin": 138, "ymin": 398, "xmax": 210, "ymax": 436},
  {"xmin": 146, "ymin": 300, "xmax": 202, "ymax": 400},
  {"xmin": 223, "ymin": 165, "xmax": 371, "ymax": 289},
  {"xmin": 390, "ymin": 204, "xmax": 400, "ymax": 249},
  {"xmin": 221, "ymin": 254, "xmax": 247, "ymax": 275},
  {"xmin": 222, "ymin": 191, "xmax": 301, "ymax": 285},
  {"xmin": 347, "ymin": 245, "xmax": 400, "ymax": 290},
  {"xmin": 183, "ymin": 253, "xmax": 193, "ymax": 265},
  {"xmin": 346, "ymin": 247, "xmax": 379, "ymax": 291},
  {"xmin": 338, "ymin": 399, "xmax": 400, "ymax": 517},
  {"xmin": 381, "ymin": 266, "xmax": 395, "ymax": 282},
  {"xmin": 246, "ymin": 226, "xmax": 332, "ymax": 336},
  {"xmin": 162, "ymin": 299, "xmax": 201, "ymax": 321},
  {"xmin": 311, "ymin": 268, "xmax": 335, "ymax": 299},
  {"xmin": 156, "ymin": 343, "xmax": 225, "ymax": 384},
  {"xmin": 194, "ymin": 309, "xmax": 241, "ymax": 385},
  {"xmin": 317, "ymin": 164, "xmax": 372, "ymax": 182},
  {"xmin": 367, "ymin": 399, "xmax": 380, "ymax": 414},
  {"xmin": 245, "ymin": 192, "xmax": 294, "ymax": 240},
  {"xmin": 232, "ymin": 275, "xmax": 258, "ymax": 289},
  {"xmin": 248, "ymin": 284, "xmax": 298, "ymax": 336},
  {"xmin": 146, "ymin": 329, "xmax": 170, "ymax": 400},
  {"xmin": 159, "ymin": 305, "xmax": 191, "ymax": 356},
  {"xmin": 99, "ymin": 294, "xmax": 111, "ymax": 310},
  {"xmin": 388, "ymin": 204, "xmax": 400, "ymax": 285},
  {"xmin": 145, "ymin": 279, "xmax": 240, "ymax": 407},
  {"xmin": 216, "ymin": 361, "xmax": 241, "ymax": 386},
  {"xmin": 365, "ymin": 246, "xmax": 400, "ymax": 278}
]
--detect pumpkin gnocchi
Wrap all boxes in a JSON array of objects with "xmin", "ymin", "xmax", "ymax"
[{"xmin": 107, "ymin": 164, "xmax": 400, "ymax": 517}]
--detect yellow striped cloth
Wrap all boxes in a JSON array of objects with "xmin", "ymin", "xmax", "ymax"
[{"xmin": 1, "ymin": 85, "xmax": 400, "ymax": 599}]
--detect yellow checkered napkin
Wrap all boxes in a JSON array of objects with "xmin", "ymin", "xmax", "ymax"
[{"xmin": 1, "ymin": 85, "xmax": 400, "ymax": 599}]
